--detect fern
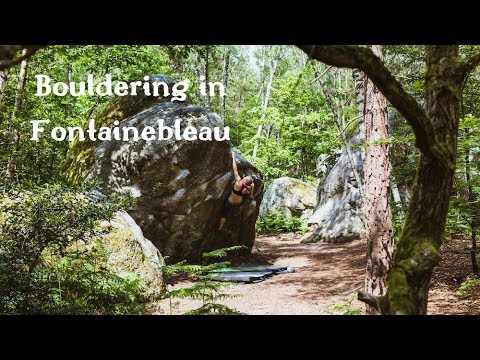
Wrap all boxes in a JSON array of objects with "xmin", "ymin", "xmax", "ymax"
[
  {"xmin": 202, "ymin": 246, "xmax": 247, "ymax": 260},
  {"xmin": 162, "ymin": 247, "xmax": 245, "ymax": 315},
  {"xmin": 257, "ymin": 211, "xmax": 307, "ymax": 235},
  {"xmin": 185, "ymin": 303, "xmax": 244, "ymax": 315}
]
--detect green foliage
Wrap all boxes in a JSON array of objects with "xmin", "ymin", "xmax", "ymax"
[
  {"xmin": 162, "ymin": 247, "xmax": 245, "ymax": 315},
  {"xmin": 0, "ymin": 184, "xmax": 148, "ymax": 314},
  {"xmin": 202, "ymin": 245, "xmax": 247, "ymax": 260},
  {"xmin": 457, "ymin": 278, "xmax": 480, "ymax": 295},
  {"xmin": 231, "ymin": 57, "xmax": 341, "ymax": 182},
  {"xmin": 328, "ymin": 303, "xmax": 364, "ymax": 315},
  {"xmin": 256, "ymin": 211, "xmax": 307, "ymax": 235},
  {"xmin": 0, "ymin": 45, "xmax": 172, "ymax": 187},
  {"xmin": 446, "ymin": 116, "xmax": 480, "ymax": 241},
  {"xmin": 327, "ymin": 292, "xmax": 364, "ymax": 315}
]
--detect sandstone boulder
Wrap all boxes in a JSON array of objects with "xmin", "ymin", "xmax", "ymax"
[
  {"xmin": 302, "ymin": 136, "xmax": 365, "ymax": 243},
  {"xmin": 65, "ymin": 75, "xmax": 263, "ymax": 262},
  {"xmin": 260, "ymin": 177, "xmax": 316, "ymax": 219}
]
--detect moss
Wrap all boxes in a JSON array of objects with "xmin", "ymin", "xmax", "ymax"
[
  {"xmin": 103, "ymin": 227, "xmax": 163, "ymax": 298},
  {"xmin": 63, "ymin": 76, "xmax": 180, "ymax": 185},
  {"xmin": 386, "ymin": 238, "xmax": 440, "ymax": 314}
]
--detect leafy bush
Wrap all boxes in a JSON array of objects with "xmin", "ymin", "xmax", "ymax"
[
  {"xmin": 256, "ymin": 211, "xmax": 307, "ymax": 235},
  {"xmin": 327, "ymin": 292, "xmax": 364, "ymax": 315},
  {"xmin": 0, "ymin": 184, "xmax": 149, "ymax": 314}
]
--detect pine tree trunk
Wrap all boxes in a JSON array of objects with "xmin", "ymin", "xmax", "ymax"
[
  {"xmin": 221, "ymin": 47, "xmax": 231, "ymax": 123},
  {"xmin": 364, "ymin": 45, "xmax": 393, "ymax": 314}
]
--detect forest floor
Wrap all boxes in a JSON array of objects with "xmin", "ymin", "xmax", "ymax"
[{"xmin": 153, "ymin": 233, "xmax": 480, "ymax": 315}]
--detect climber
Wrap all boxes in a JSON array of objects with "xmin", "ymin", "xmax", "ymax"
[{"xmin": 218, "ymin": 152, "xmax": 255, "ymax": 231}]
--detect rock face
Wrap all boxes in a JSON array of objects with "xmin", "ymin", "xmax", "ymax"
[
  {"xmin": 65, "ymin": 75, "xmax": 263, "ymax": 263},
  {"xmin": 101, "ymin": 211, "xmax": 165, "ymax": 298},
  {"xmin": 302, "ymin": 135, "xmax": 365, "ymax": 244},
  {"xmin": 260, "ymin": 177, "xmax": 316, "ymax": 219}
]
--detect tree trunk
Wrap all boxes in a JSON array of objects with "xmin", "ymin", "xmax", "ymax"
[
  {"xmin": 472, "ymin": 229, "xmax": 478, "ymax": 275},
  {"xmin": 194, "ymin": 53, "xmax": 202, "ymax": 105},
  {"xmin": 352, "ymin": 68, "xmax": 365, "ymax": 141},
  {"xmin": 253, "ymin": 53, "xmax": 277, "ymax": 159},
  {"xmin": 7, "ymin": 48, "xmax": 29, "ymax": 180},
  {"xmin": 465, "ymin": 128, "xmax": 478, "ymax": 275},
  {"xmin": 391, "ymin": 176, "xmax": 405, "ymax": 219},
  {"xmin": 203, "ymin": 47, "xmax": 210, "ymax": 110},
  {"xmin": 364, "ymin": 45, "xmax": 393, "ymax": 314},
  {"xmin": 12, "ymin": 48, "xmax": 29, "ymax": 119},
  {"xmin": 221, "ymin": 47, "xmax": 231, "ymax": 123},
  {"xmin": 0, "ymin": 68, "xmax": 8, "ymax": 104},
  {"xmin": 382, "ymin": 46, "xmax": 462, "ymax": 314}
]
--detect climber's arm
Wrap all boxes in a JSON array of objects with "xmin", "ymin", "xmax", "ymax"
[{"xmin": 232, "ymin": 153, "xmax": 241, "ymax": 181}]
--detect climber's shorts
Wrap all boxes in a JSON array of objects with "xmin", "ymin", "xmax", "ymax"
[{"xmin": 221, "ymin": 199, "xmax": 242, "ymax": 218}]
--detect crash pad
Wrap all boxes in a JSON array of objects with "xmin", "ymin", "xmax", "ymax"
[
  {"xmin": 209, "ymin": 264, "xmax": 295, "ymax": 283},
  {"xmin": 208, "ymin": 272, "xmax": 270, "ymax": 283}
]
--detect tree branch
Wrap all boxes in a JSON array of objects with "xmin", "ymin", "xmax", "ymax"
[
  {"xmin": 298, "ymin": 45, "xmax": 453, "ymax": 169},
  {"xmin": 357, "ymin": 290, "xmax": 385, "ymax": 313},
  {"xmin": 0, "ymin": 46, "xmax": 43, "ymax": 71},
  {"xmin": 463, "ymin": 53, "xmax": 480, "ymax": 73}
]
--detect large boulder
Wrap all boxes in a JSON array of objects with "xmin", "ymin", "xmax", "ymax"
[
  {"xmin": 259, "ymin": 177, "xmax": 316, "ymax": 219},
  {"xmin": 65, "ymin": 75, "xmax": 263, "ymax": 263},
  {"xmin": 302, "ymin": 135, "xmax": 365, "ymax": 244}
]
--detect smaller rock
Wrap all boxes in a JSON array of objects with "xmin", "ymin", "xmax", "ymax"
[
  {"xmin": 101, "ymin": 211, "xmax": 164, "ymax": 298},
  {"xmin": 260, "ymin": 177, "xmax": 316, "ymax": 219}
]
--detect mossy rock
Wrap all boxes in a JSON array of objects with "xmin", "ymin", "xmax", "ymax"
[{"xmin": 64, "ymin": 75, "xmax": 178, "ymax": 185}]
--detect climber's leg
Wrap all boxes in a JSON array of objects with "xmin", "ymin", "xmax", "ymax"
[
  {"xmin": 218, "ymin": 200, "xmax": 237, "ymax": 230},
  {"xmin": 218, "ymin": 217, "xmax": 226, "ymax": 230}
]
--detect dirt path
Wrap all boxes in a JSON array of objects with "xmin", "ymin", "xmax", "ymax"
[{"xmin": 154, "ymin": 233, "xmax": 480, "ymax": 315}]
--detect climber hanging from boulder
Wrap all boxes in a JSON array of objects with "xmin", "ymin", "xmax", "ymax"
[{"xmin": 218, "ymin": 151, "xmax": 255, "ymax": 231}]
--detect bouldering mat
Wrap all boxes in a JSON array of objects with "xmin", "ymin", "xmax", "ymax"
[
  {"xmin": 209, "ymin": 264, "xmax": 295, "ymax": 283},
  {"xmin": 211, "ymin": 265, "xmax": 295, "ymax": 274},
  {"xmin": 235, "ymin": 264, "xmax": 295, "ymax": 274},
  {"xmin": 208, "ymin": 271, "xmax": 271, "ymax": 283}
]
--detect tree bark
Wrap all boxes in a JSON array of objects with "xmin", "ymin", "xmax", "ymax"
[
  {"xmin": 194, "ymin": 52, "xmax": 202, "ymax": 105},
  {"xmin": 0, "ymin": 68, "xmax": 8, "ymax": 104},
  {"xmin": 12, "ymin": 48, "xmax": 29, "ymax": 119},
  {"xmin": 203, "ymin": 47, "xmax": 210, "ymax": 110},
  {"xmin": 221, "ymin": 47, "xmax": 231, "ymax": 123},
  {"xmin": 299, "ymin": 45, "xmax": 470, "ymax": 314},
  {"xmin": 465, "ymin": 128, "xmax": 478, "ymax": 275},
  {"xmin": 364, "ymin": 45, "xmax": 393, "ymax": 314},
  {"xmin": 352, "ymin": 68, "xmax": 365, "ymax": 141},
  {"xmin": 7, "ymin": 48, "xmax": 30, "ymax": 180},
  {"xmin": 391, "ymin": 175, "xmax": 405, "ymax": 219}
]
